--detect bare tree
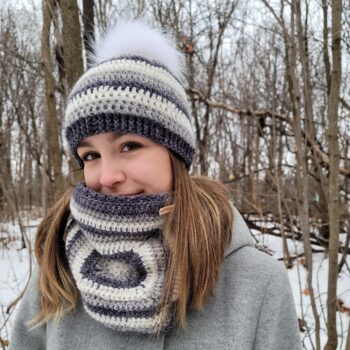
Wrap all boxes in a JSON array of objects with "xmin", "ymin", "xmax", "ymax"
[
  {"xmin": 324, "ymin": 1, "xmax": 342, "ymax": 349},
  {"xmin": 83, "ymin": 0, "xmax": 95, "ymax": 68},
  {"xmin": 41, "ymin": 0, "xmax": 64, "ymax": 204},
  {"xmin": 60, "ymin": 0, "xmax": 84, "ymax": 91}
]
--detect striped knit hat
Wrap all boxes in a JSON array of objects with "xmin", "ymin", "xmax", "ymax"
[{"xmin": 64, "ymin": 19, "xmax": 195, "ymax": 169}]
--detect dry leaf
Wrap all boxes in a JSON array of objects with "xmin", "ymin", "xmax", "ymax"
[
  {"xmin": 303, "ymin": 288, "xmax": 310, "ymax": 296},
  {"xmin": 0, "ymin": 338, "xmax": 9, "ymax": 347}
]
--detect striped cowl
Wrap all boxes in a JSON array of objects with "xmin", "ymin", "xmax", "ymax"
[
  {"xmin": 64, "ymin": 56, "xmax": 195, "ymax": 169},
  {"xmin": 65, "ymin": 183, "xmax": 173, "ymax": 334}
]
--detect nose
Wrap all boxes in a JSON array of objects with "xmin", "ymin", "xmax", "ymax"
[{"xmin": 99, "ymin": 159, "xmax": 126, "ymax": 188}]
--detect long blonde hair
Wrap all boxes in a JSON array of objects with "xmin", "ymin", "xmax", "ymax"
[{"xmin": 31, "ymin": 153, "xmax": 233, "ymax": 329}]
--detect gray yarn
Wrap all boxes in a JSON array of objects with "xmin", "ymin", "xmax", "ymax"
[{"xmin": 65, "ymin": 183, "xmax": 174, "ymax": 334}]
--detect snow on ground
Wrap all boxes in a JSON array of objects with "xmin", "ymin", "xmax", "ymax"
[
  {"xmin": 1, "ymin": 218, "xmax": 349, "ymax": 349},
  {"xmin": 253, "ymin": 229, "xmax": 350, "ymax": 349},
  {"xmin": 0, "ymin": 218, "xmax": 38, "ymax": 344}
]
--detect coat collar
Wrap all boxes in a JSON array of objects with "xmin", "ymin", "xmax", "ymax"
[{"xmin": 224, "ymin": 206, "xmax": 255, "ymax": 258}]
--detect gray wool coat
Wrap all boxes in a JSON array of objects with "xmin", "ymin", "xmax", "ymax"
[{"xmin": 9, "ymin": 208, "xmax": 302, "ymax": 350}]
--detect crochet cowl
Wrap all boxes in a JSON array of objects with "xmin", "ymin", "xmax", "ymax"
[{"xmin": 65, "ymin": 183, "xmax": 173, "ymax": 334}]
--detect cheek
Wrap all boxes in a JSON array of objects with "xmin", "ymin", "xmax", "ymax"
[
  {"xmin": 159, "ymin": 157, "xmax": 173, "ymax": 191},
  {"xmin": 138, "ymin": 151, "xmax": 173, "ymax": 192},
  {"xmin": 83, "ymin": 167, "xmax": 99, "ymax": 190}
]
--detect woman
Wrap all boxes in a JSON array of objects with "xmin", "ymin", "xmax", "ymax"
[{"xmin": 9, "ymin": 19, "xmax": 301, "ymax": 349}]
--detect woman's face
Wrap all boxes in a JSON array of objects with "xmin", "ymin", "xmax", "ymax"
[{"xmin": 77, "ymin": 132, "xmax": 173, "ymax": 196}]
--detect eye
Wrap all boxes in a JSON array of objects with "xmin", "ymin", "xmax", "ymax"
[
  {"xmin": 121, "ymin": 142, "xmax": 142, "ymax": 152},
  {"xmin": 80, "ymin": 152, "xmax": 100, "ymax": 162}
]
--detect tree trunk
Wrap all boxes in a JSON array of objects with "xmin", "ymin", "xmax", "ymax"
[
  {"xmin": 263, "ymin": 0, "xmax": 322, "ymax": 346},
  {"xmin": 41, "ymin": 0, "xmax": 64, "ymax": 203},
  {"xmin": 324, "ymin": 1, "xmax": 342, "ymax": 349},
  {"xmin": 288, "ymin": 2, "xmax": 321, "ymax": 342},
  {"xmin": 345, "ymin": 317, "xmax": 350, "ymax": 350},
  {"xmin": 60, "ymin": 0, "xmax": 84, "ymax": 184},
  {"xmin": 83, "ymin": 0, "xmax": 95, "ymax": 68},
  {"xmin": 60, "ymin": 0, "xmax": 84, "ymax": 91}
]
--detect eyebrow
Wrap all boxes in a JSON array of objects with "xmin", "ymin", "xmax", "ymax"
[
  {"xmin": 77, "ymin": 133, "xmax": 122, "ymax": 148},
  {"xmin": 78, "ymin": 140, "xmax": 92, "ymax": 148}
]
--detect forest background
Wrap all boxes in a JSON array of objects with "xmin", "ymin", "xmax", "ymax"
[{"xmin": 0, "ymin": 0, "xmax": 349, "ymax": 349}]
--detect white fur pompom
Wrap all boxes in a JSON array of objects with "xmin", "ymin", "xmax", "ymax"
[{"xmin": 91, "ymin": 18, "xmax": 186, "ymax": 82}]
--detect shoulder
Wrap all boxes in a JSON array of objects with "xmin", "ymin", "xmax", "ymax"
[
  {"xmin": 222, "ymin": 244, "xmax": 289, "ymax": 298},
  {"xmin": 222, "ymin": 205, "xmax": 286, "ymax": 283},
  {"xmin": 9, "ymin": 265, "xmax": 46, "ymax": 350},
  {"xmin": 227, "ymin": 243, "xmax": 286, "ymax": 274},
  {"xmin": 220, "ymin": 206, "xmax": 294, "ymax": 310},
  {"xmin": 220, "ymin": 246, "xmax": 301, "ymax": 349},
  {"xmin": 224, "ymin": 205, "xmax": 289, "ymax": 289},
  {"xmin": 13, "ymin": 265, "xmax": 41, "ymax": 317}
]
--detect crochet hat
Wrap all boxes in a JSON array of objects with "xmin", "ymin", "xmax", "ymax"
[{"xmin": 64, "ymin": 19, "xmax": 195, "ymax": 169}]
